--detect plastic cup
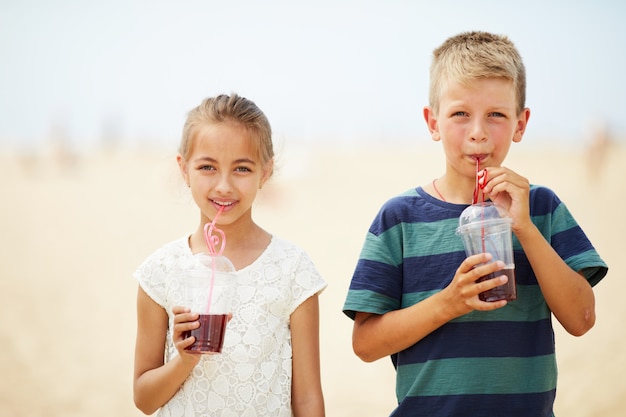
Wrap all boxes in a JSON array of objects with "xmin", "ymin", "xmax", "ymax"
[
  {"xmin": 456, "ymin": 202, "xmax": 517, "ymax": 302},
  {"xmin": 182, "ymin": 254, "xmax": 236, "ymax": 353}
]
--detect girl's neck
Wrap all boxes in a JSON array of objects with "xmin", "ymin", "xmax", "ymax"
[{"xmin": 189, "ymin": 220, "xmax": 271, "ymax": 270}]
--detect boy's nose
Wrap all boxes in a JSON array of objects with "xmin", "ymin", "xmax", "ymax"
[{"xmin": 469, "ymin": 120, "xmax": 488, "ymax": 142}]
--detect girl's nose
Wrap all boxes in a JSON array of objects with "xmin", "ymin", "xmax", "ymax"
[{"xmin": 215, "ymin": 173, "xmax": 232, "ymax": 193}]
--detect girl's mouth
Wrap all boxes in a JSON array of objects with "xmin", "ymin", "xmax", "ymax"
[{"xmin": 211, "ymin": 199, "xmax": 235, "ymax": 208}]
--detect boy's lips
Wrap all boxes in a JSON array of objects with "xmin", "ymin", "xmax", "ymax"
[{"xmin": 470, "ymin": 154, "xmax": 488, "ymax": 163}]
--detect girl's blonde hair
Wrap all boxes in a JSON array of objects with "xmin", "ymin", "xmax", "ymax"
[
  {"xmin": 179, "ymin": 94, "xmax": 274, "ymax": 176},
  {"xmin": 429, "ymin": 31, "xmax": 526, "ymax": 115}
]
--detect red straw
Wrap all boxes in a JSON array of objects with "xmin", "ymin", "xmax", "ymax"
[
  {"xmin": 473, "ymin": 159, "xmax": 488, "ymax": 253},
  {"xmin": 202, "ymin": 206, "xmax": 227, "ymax": 314},
  {"xmin": 473, "ymin": 158, "xmax": 487, "ymax": 205}
]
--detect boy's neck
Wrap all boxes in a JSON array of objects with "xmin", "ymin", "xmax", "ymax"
[{"xmin": 431, "ymin": 176, "xmax": 484, "ymax": 205}]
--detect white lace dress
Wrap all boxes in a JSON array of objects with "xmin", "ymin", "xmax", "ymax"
[{"xmin": 134, "ymin": 236, "xmax": 327, "ymax": 417}]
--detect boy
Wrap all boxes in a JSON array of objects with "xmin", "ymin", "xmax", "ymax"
[{"xmin": 342, "ymin": 31, "xmax": 607, "ymax": 416}]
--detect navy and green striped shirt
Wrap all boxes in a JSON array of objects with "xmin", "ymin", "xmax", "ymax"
[{"xmin": 343, "ymin": 185, "xmax": 607, "ymax": 417}]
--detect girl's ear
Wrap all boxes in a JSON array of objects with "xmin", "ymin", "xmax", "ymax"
[
  {"xmin": 423, "ymin": 106, "xmax": 441, "ymax": 141},
  {"xmin": 177, "ymin": 154, "xmax": 190, "ymax": 187},
  {"xmin": 259, "ymin": 159, "xmax": 274, "ymax": 189}
]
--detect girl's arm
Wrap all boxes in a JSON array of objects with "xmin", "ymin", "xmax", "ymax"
[
  {"xmin": 290, "ymin": 294, "xmax": 325, "ymax": 417},
  {"xmin": 133, "ymin": 287, "xmax": 200, "ymax": 415}
]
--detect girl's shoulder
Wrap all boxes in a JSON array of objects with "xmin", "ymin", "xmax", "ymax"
[
  {"xmin": 147, "ymin": 235, "xmax": 189, "ymax": 257},
  {"xmin": 263, "ymin": 236, "xmax": 311, "ymax": 263},
  {"xmin": 261, "ymin": 236, "xmax": 327, "ymax": 299},
  {"xmin": 258, "ymin": 236, "xmax": 322, "ymax": 274},
  {"xmin": 136, "ymin": 235, "xmax": 191, "ymax": 271}
]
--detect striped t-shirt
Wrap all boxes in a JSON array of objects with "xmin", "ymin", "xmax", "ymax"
[{"xmin": 343, "ymin": 185, "xmax": 607, "ymax": 417}]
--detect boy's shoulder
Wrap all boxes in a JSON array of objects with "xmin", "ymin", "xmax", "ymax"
[
  {"xmin": 380, "ymin": 187, "xmax": 421, "ymax": 209},
  {"xmin": 377, "ymin": 186, "xmax": 422, "ymax": 215},
  {"xmin": 528, "ymin": 184, "xmax": 563, "ymax": 213},
  {"xmin": 369, "ymin": 187, "xmax": 448, "ymax": 234}
]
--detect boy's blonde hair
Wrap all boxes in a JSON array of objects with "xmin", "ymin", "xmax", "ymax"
[
  {"xmin": 179, "ymin": 93, "xmax": 274, "ymax": 177},
  {"xmin": 429, "ymin": 31, "xmax": 526, "ymax": 115}
]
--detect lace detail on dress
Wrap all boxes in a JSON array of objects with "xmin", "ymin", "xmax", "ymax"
[{"xmin": 133, "ymin": 236, "xmax": 326, "ymax": 417}]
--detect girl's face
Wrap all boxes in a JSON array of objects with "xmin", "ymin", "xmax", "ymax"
[
  {"xmin": 425, "ymin": 77, "xmax": 530, "ymax": 180},
  {"xmin": 178, "ymin": 121, "xmax": 272, "ymax": 229}
]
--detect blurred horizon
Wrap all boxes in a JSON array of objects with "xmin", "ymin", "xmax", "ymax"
[{"xmin": 1, "ymin": 0, "xmax": 625, "ymax": 152}]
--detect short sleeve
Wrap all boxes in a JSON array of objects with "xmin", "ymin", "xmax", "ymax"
[
  {"xmin": 132, "ymin": 237, "xmax": 190, "ymax": 309},
  {"xmin": 343, "ymin": 205, "xmax": 405, "ymax": 320},
  {"xmin": 288, "ymin": 248, "xmax": 327, "ymax": 315},
  {"xmin": 133, "ymin": 250, "xmax": 169, "ymax": 308}
]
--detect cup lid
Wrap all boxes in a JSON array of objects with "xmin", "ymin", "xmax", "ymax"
[
  {"xmin": 458, "ymin": 202, "xmax": 510, "ymax": 228},
  {"xmin": 193, "ymin": 253, "xmax": 236, "ymax": 273}
]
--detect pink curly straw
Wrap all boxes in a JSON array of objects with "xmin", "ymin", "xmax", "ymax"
[{"xmin": 202, "ymin": 205, "xmax": 227, "ymax": 314}]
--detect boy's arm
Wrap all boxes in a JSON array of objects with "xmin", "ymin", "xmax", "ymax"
[
  {"xmin": 485, "ymin": 167, "xmax": 596, "ymax": 336},
  {"xmin": 352, "ymin": 253, "xmax": 509, "ymax": 362},
  {"xmin": 514, "ymin": 223, "xmax": 595, "ymax": 336}
]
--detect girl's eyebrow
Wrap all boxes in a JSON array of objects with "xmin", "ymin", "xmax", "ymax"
[{"xmin": 194, "ymin": 156, "xmax": 257, "ymax": 165}]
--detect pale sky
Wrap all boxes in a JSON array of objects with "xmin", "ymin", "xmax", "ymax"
[{"xmin": 1, "ymin": 0, "xmax": 624, "ymax": 150}]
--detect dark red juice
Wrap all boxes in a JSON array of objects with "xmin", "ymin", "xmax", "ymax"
[
  {"xmin": 477, "ymin": 267, "xmax": 517, "ymax": 302},
  {"xmin": 184, "ymin": 314, "xmax": 228, "ymax": 353}
]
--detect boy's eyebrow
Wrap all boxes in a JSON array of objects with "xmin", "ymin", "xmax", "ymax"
[{"xmin": 233, "ymin": 158, "xmax": 257, "ymax": 165}]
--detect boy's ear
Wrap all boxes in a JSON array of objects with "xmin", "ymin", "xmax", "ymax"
[
  {"xmin": 177, "ymin": 154, "xmax": 190, "ymax": 187},
  {"xmin": 423, "ymin": 106, "xmax": 441, "ymax": 141},
  {"xmin": 513, "ymin": 108, "xmax": 531, "ymax": 143}
]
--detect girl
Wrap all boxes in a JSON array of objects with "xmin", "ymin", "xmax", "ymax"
[{"xmin": 133, "ymin": 94, "xmax": 326, "ymax": 416}]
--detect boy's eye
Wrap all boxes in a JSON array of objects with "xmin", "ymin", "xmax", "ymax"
[
  {"xmin": 489, "ymin": 112, "xmax": 506, "ymax": 118},
  {"xmin": 452, "ymin": 111, "xmax": 467, "ymax": 117}
]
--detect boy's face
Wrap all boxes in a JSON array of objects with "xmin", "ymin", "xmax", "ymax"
[{"xmin": 424, "ymin": 78, "xmax": 530, "ymax": 179}]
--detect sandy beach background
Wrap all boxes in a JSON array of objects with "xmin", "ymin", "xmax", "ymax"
[{"xmin": 1, "ymin": 137, "xmax": 624, "ymax": 416}]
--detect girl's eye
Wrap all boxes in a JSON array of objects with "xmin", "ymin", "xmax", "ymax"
[
  {"xmin": 235, "ymin": 166, "xmax": 252, "ymax": 173},
  {"xmin": 199, "ymin": 165, "xmax": 215, "ymax": 171}
]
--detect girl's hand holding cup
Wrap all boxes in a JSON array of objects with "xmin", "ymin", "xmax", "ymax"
[{"xmin": 172, "ymin": 306, "xmax": 202, "ymax": 365}]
